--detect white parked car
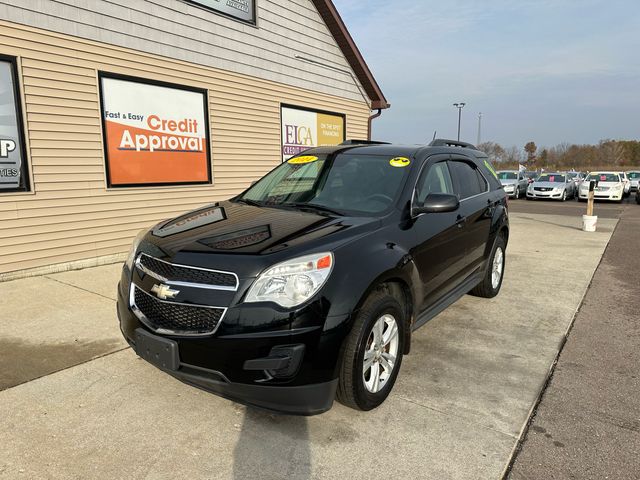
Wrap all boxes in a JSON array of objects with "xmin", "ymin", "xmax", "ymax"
[
  {"xmin": 578, "ymin": 172, "xmax": 624, "ymax": 203},
  {"xmin": 618, "ymin": 171, "xmax": 631, "ymax": 196},
  {"xmin": 626, "ymin": 171, "xmax": 640, "ymax": 192}
]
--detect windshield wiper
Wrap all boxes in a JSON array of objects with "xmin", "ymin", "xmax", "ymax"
[
  {"xmin": 281, "ymin": 202, "xmax": 344, "ymax": 216},
  {"xmin": 235, "ymin": 198, "xmax": 264, "ymax": 207}
]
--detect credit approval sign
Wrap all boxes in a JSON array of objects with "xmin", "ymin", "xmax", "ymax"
[
  {"xmin": 281, "ymin": 105, "xmax": 345, "ymax": 161},
  {"xmin": 99, "ymin": 74, "xmax": 211, "ymax": 187}
]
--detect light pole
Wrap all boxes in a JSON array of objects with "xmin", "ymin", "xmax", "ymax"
[
  {"xmin": 477, "ymin": 112, "xmax": 482, "ymax": 145},
  {"xmin": 453, "ymin": 102, "xmax": 466, "ymax": 141}
]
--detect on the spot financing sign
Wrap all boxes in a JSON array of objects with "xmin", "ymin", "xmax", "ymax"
[
  {"xmin": 281, "ymin": 106, "xmax": 345, "ymax": 161},
  {"xmin": 100, "ymin": 74, "xmax": 211, "ymax": 187}
]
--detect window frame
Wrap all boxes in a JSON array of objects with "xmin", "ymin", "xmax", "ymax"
[
  {"xmin": 98, "ymin": 71, "xmax": 212, "ymax": 189},
  {"xmin": 181, "ymin": 0, "xmax": 258, "ymax": 26},
  {"xmin": 0, "ymin": 54, "xmax": 31, "ymax": 194}
]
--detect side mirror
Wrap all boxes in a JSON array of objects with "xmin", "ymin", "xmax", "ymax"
[{"xmin": 412, "ymin": 193, "xmax": 460, "ymax": 216}]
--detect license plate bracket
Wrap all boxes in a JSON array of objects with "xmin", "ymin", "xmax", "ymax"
[{"xmin": 134, "ymin": 328, "xmax": 179, "ymax": 371}]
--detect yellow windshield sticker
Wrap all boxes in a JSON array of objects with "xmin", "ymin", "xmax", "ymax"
[
  {"xmin": 484, "ymin": 160, "xmax": 498, "ymax": 179},
  {"xmin": 389, "ymin": 157, "xmax": 411, "ymax": 168},
  {"xmin": 288, "ymin": 155, "xmax": 318, "ymax": 164}
]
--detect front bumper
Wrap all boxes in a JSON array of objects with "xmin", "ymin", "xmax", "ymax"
[
  {"xmin": 578, "ymin": 191, "xmax": 623, "ymax": 201},
  {"xmin": 526, "ymin": 190, "xmax": 563, "ymax": 199},
  {"xmin": 117, "ymin": 278, "xmax": 348, "ymax": 415}
]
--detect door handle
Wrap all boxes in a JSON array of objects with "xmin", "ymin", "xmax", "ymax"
[{"xmin": 455, "ymin": 215, "xmax": 466, "ymax": 228}]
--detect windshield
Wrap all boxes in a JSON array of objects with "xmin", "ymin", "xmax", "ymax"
[
  {"xmin": 628, "ymin": 172, "xmax": 640, "ymax": 179},
  {"xmin": 586, "ymin": 173, "xmax": 620, "ymax": 182},
  {"xmin": 537, "ymin": 174, "xmax": 565, "ymax": 183},
  {"xmin": 498, "ymin": 171, "xmax": 517, "ymax": 180},
  {"xmin": 237, "ymin": 153, "xmax": 411, "ymax": 215}
]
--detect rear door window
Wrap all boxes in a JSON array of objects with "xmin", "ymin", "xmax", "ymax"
[{"xmin": 449, "ymin": 160, "xmax": 487, "ymax": 199}]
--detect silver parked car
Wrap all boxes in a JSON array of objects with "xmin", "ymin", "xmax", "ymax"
[
  {"xmin": 526, "ymin": 172, "xmax": 576, "ymax": 201},
  {"xmin": 497, "ymin": 170, "xmax": 528, "ymax": 199}
]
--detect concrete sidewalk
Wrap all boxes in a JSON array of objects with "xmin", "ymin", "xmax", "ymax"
[{"xmin": 0, "ymin": 212, "xmax": 617, "ymax": 479}]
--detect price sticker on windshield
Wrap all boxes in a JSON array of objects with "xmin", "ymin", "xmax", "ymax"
[
  {"xmin": 288, "ymin": 155, "xmax": 318, "ymax": 164},
  {"xmin": 389, "ymin": 157, "xmax": 411, "ymax": 168}
]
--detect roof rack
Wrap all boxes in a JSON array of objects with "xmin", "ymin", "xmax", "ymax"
[
  {"xmin": 429, "ymin": 139, "xmax": 477, "ymax": 149},
  {"xmin": 339, "ymin": 139, "xmax": 391, "ymax": 146}
]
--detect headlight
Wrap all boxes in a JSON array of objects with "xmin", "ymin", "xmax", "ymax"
[
  {"xmin": 245, "ymin": 252, "xmax": 333, "ymax": 308},
  {"xmin": 125, "ymin": 229, "xmax": 148, "ymax": 270}
]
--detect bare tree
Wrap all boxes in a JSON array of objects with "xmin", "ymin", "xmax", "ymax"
[{"xmin": 477, "ymin": 141, "xmax": 506, "ymax": 163}]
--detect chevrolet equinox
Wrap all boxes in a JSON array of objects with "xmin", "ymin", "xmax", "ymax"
[{"xmin": 117, "ymin": 139, "xmax": 509, "ymax": 415}]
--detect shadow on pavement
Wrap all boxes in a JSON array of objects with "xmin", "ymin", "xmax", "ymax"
[
  {"xmin": 0, "ymin": 337, "xmax": 125, "ymax": 391},
  {"xmin": 233, "ymin": 407, "xmax": 311, "ymax": 480}
]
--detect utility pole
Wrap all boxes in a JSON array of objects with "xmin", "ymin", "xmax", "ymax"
[
  {"xmin": 453, "ymin": 103, "xmax": 466, "ymax": 141},
  {"xmin": 477, "ymin": 112, "xmax": 482, "ymax": 145}
]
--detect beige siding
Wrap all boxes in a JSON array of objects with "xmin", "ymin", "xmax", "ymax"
[
  {"xmin": 0, "ymin": 0, "xmax": 367, "ymax": 103},
  {"xmin": 0, "ymin": 20, "xmax": 370, "ymax": 275}
]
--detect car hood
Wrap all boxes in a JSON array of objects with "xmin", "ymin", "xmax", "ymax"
[
  {"xmin": 137, "ymin": 201, "xmax": 381, "ymax": 277},
  {"xmin": 532, "ymin": 181, "xmax": 564, "ymax": 189},
  {"xmin": 500, "ymin": 179, "xmax": 517, "ymax": 186}
]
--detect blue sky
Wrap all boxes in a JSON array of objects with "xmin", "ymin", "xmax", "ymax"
[{"xmin": 333, "ymin": 0, "xmax": 640, "ymax": 150}]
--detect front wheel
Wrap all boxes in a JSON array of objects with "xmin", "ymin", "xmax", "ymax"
[
  {"xmin": 560, "ymin": 190, "xmax": 567, "ymax": 202},
  {"xmin": 337, "ymin": 289, "xmax": 405, "ymax": 411},
  {"xmin": 470, "ymin": 234, "xmax": 506, "ymax": 298}
]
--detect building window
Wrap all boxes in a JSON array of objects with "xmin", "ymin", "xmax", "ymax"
[
  {"xmin": 0, "ymin": 55, "xmax": 30, "ymax": 193},
  {"xmin": 281, "ymin": 105, "xmax": 346, "ymax": 162},
  {"xmin": 185, "ymin": 0, "xmax": 257, "ymax": 24},
  {"xmin": 98, "ymin": 73, "xmax": 212, "ymax": 188}
]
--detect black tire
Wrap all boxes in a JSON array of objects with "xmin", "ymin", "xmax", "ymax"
[
  {"xmin": 560, "ymin": 190, "xmax": 567, "ymax": 202},
  {"xmin": 470, "ymin": 234, "xmax": 506, "ymax": 298},
  {"xmin": 337, "ymin": 288, "xmax": 405, "ymax": 411}
]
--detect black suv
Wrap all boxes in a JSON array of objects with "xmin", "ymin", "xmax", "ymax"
[{"xmin": 117, "ymin": 139, "xmax": 509, "ymax": 415}]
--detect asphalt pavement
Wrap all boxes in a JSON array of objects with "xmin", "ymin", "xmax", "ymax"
[{"xmin": 508, "ymin": 196, "xmax": 640, "ymax": 479}]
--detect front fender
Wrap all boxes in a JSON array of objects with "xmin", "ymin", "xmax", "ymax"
[{"xmin": 319, "ymin": 240, "xmax": 420, "ymax": 329}]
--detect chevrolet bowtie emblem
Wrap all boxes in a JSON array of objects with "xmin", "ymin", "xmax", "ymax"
[{"xmin": 151, "ymin": 284, "xmax": 180, "ymax": 300}]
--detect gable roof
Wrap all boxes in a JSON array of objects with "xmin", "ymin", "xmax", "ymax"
[{"xmin": 311, "ymin": 0, "xmax": 390, "ymax": 110}]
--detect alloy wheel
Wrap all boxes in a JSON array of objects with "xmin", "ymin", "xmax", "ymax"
[
  {"xmin": 491, "ymin": 246, "xmax": 504, "ymax": 289},
  {"xmin": 363, "ymin": 314, "xmax": 399, "ymax": 394}
]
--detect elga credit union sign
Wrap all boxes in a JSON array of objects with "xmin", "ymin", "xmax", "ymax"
[
  {"xmin": 281, "ymin": 105, "xmax": 345, "ymax": 161},
  {"xmin": 99, "ymin": 74, "xmax": 211, "ymax": 187}
]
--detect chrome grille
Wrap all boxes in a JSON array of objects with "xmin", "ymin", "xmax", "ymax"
[
  {"xmin": 137, "ymin": 254, "xmax": 238, "ymax": 290},
  {"xmin": 534, "ymin": 187, "xmax": 553, "ymax": 192},
  {"xmin": 132, "ymin": 286, "xmax": 225, "ymax": 335}
]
